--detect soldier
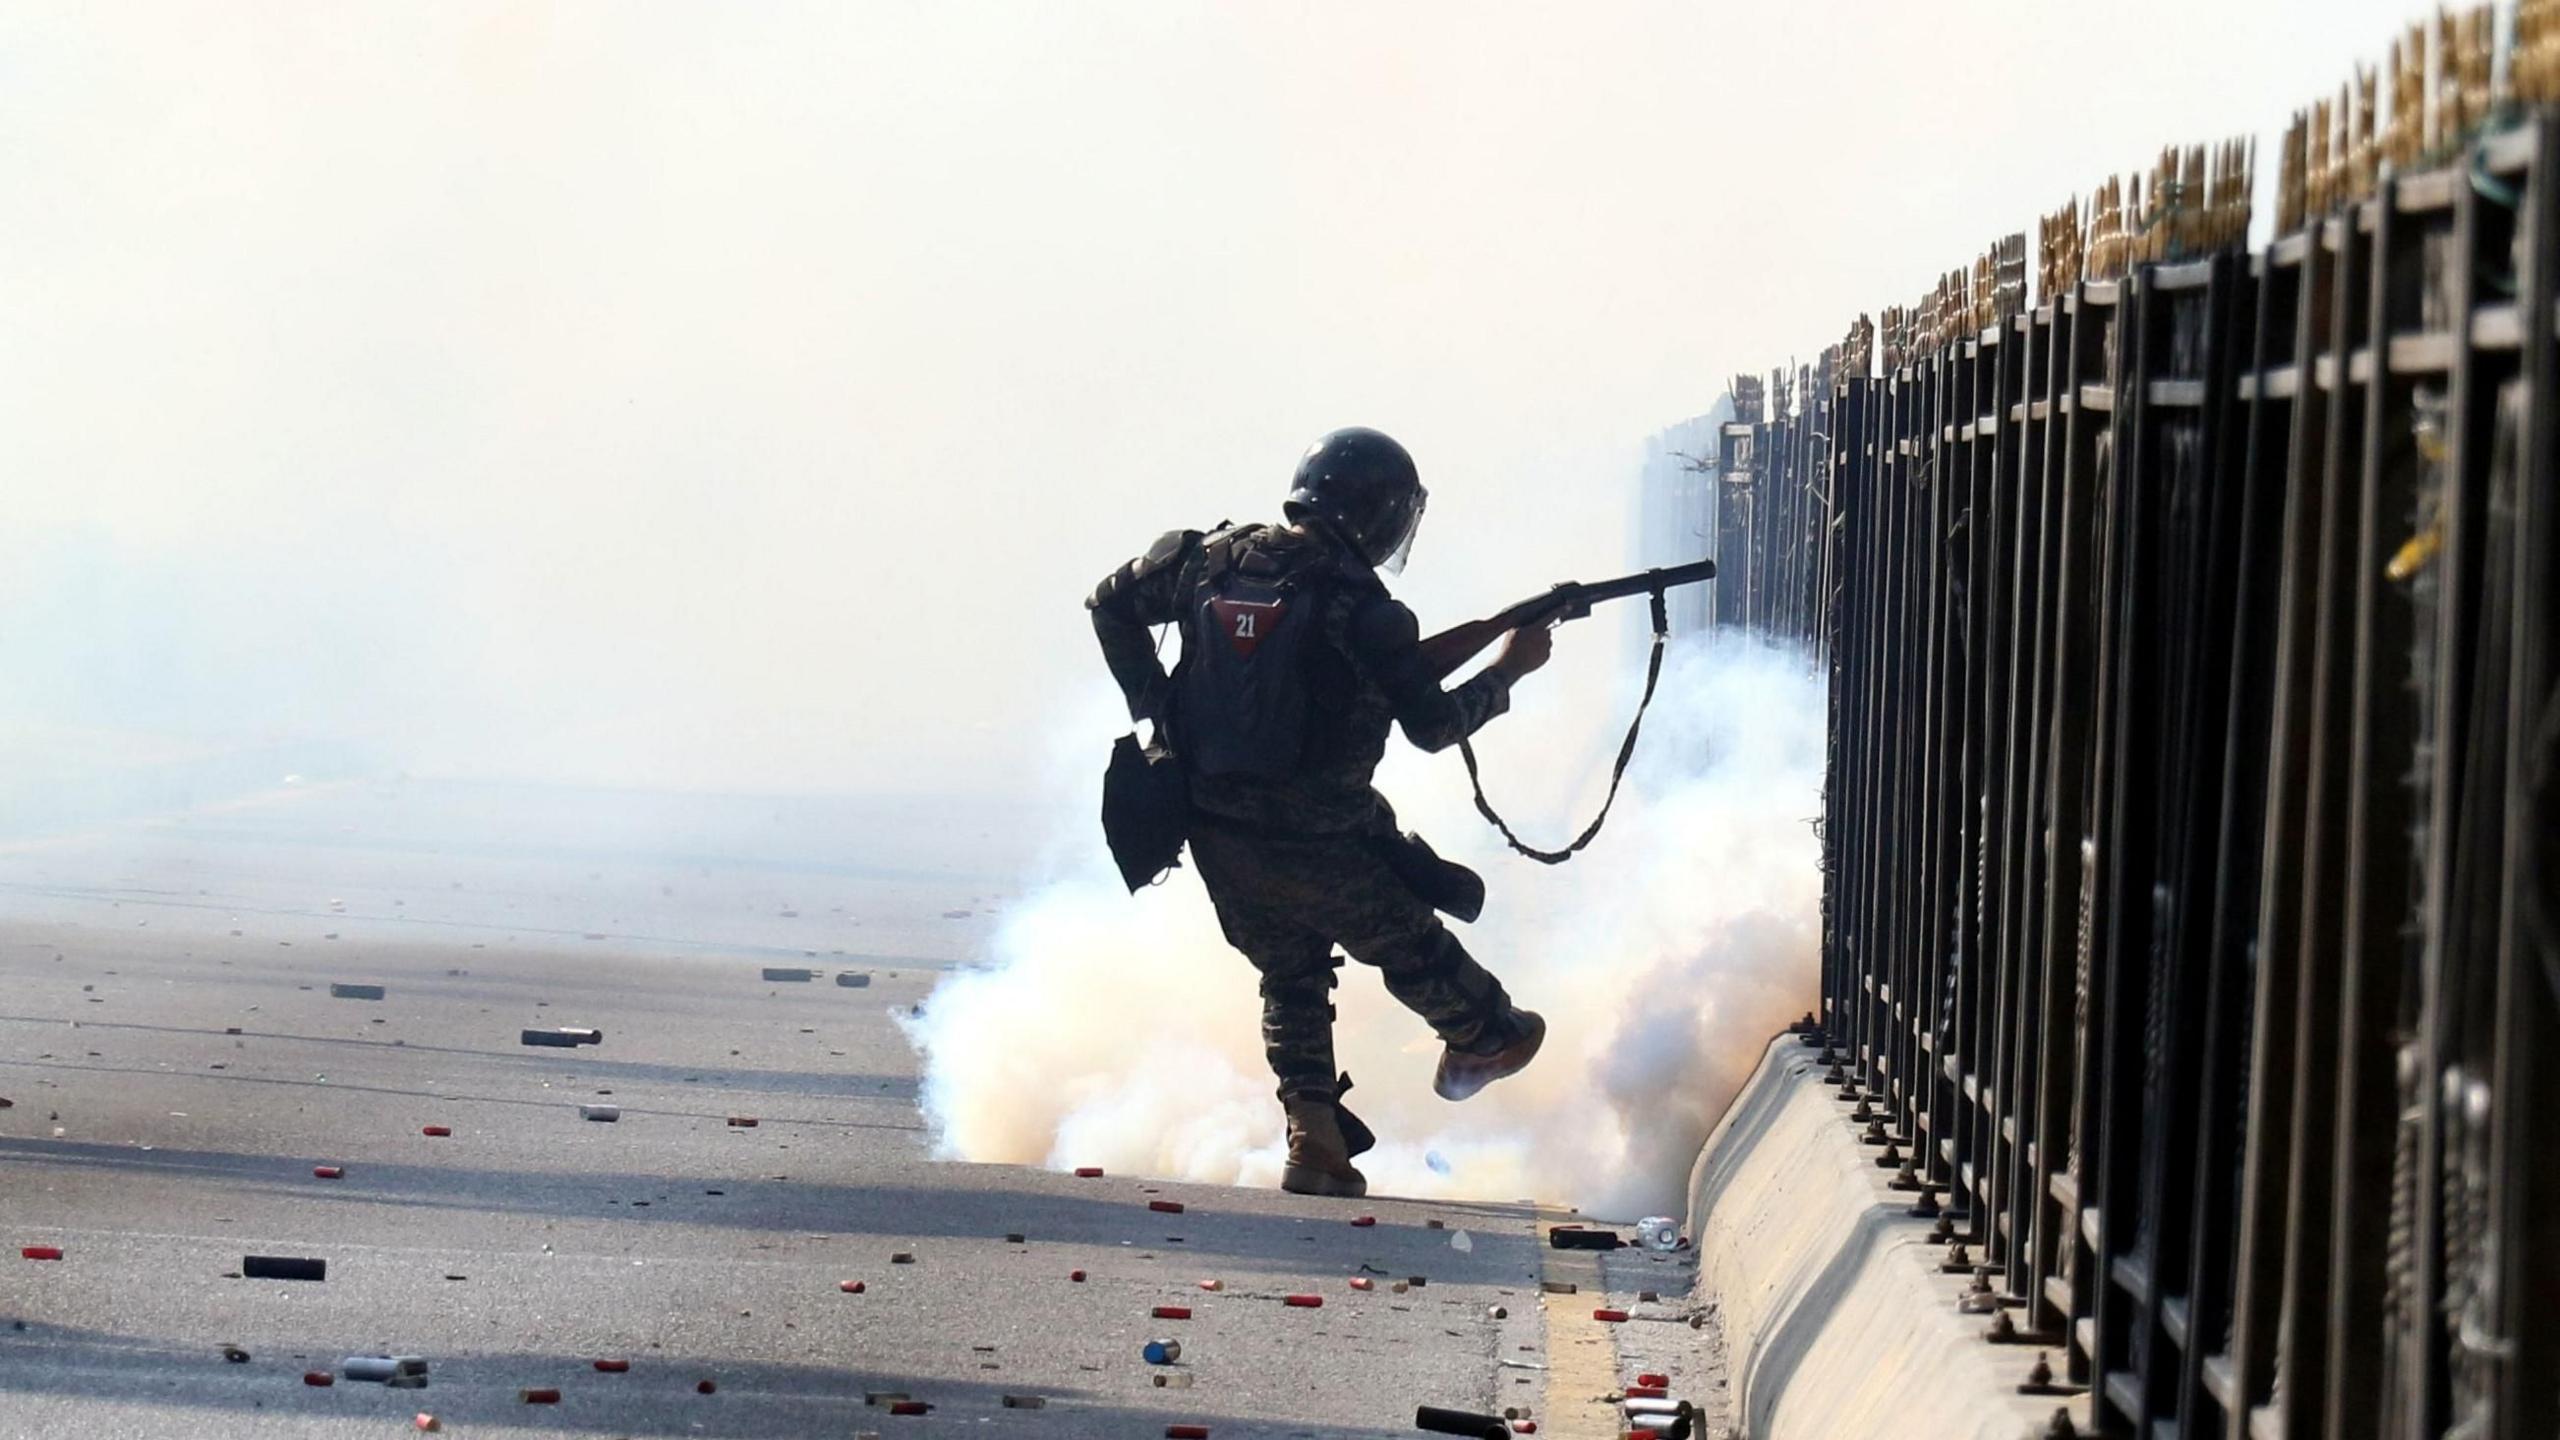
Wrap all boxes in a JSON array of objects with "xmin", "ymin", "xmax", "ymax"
[{"xmin": 1086, "ymin": 426, "xmax": 1550, "ymax": 1198}]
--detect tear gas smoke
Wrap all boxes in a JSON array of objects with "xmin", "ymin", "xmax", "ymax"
[{"xmin": 904, "ymin": 636, "xmax": 1823, "ymax": 1220}]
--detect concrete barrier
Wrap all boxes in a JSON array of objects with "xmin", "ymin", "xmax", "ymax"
[{"xmin": 1684, "ymin": 1035, "xmax": 2082, "ymax": 1440}]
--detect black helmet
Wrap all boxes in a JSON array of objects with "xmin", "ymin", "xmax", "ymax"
[{"xmin": 1284, "ymin": 427, "xmax": 1428, "ymax": 572}]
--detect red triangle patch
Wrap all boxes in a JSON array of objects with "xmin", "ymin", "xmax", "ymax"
[{"xmin": 1209, "ymin": 597, "xmax": 1286, "ymax": 657}]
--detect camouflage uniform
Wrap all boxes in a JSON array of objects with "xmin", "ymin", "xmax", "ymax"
[{"xmin": 1089, "ymin": 522, "xmax": 1522, "ymax": 1102}]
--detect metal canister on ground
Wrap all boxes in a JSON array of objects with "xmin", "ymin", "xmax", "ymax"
[{"xmin": 1413, "ymin": 1404, "xmax": 1510, "ymax": 1439}]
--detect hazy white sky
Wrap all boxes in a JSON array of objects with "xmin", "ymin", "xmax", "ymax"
[{"xmin": 2, "ymin": 0, "xmax": 2426, "ymax": 799}]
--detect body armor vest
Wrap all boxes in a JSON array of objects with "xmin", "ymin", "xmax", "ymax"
[{"xmin": 1172, "ymin": 529, "xmax": 1332, "ymax": 781}]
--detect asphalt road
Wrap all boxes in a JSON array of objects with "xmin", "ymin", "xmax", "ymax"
[{"xmin": 0, "ymin": 781, "xmax": 1728, "ymax": 1439}]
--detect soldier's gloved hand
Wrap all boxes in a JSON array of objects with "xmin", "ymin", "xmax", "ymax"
[{"xmin": 1491, "ymin": 622, "xmax": 1553, "ymax": 681}]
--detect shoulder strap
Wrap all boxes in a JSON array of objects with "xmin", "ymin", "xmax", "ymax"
[{"xmin": 1456, "ymin": 588, "xmax": 1671, "ymax": 864}]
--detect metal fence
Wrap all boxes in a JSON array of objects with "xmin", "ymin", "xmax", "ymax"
[{"xmin": 1698, "ymin": 88, "xmax": 2560, "ymax": 1440}]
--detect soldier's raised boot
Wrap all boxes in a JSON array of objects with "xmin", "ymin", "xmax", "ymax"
[
  {"xmin": 1281, "ymin": 1096, "xmax": 1370, "ymax": 1197},
  {"xmin": 1434, "ymin": 1008, "xmax": 1546, "ymax": 1102}
]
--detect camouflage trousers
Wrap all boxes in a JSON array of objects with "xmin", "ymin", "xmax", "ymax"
[{"xmin": 1189, "ymin": 823, "xmax": 1514, "ymax": 1102}]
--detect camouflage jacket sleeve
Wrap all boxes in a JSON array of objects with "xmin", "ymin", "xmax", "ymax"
[
  {"xmin": 1345, "ymin": 596, "xmax": 1512, "ymax": 753},
  {"xmin": 1086, "ymin": 528, "xmax": 1201, "ymax": 724}
]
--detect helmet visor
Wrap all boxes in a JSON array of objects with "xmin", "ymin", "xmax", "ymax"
[{"xmin": 1376, "ymin": 486, "xmax": 1426, "ymax": 574}]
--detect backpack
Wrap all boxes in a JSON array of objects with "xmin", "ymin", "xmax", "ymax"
[{"xmin": 1170, "ymin": 528, "xmax": 1331, "ymax": 781}]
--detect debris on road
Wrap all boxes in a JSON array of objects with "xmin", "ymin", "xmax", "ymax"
[
  {"xmin": 1540, "ymin": 1280, "xmax": 1578, "ymax": 1294},
  {"xmin": 1150, "ymin": 1307, "xmax": 1190, "ymax": 1321},
  {"xmin": 762, "ymin": 967, "xmax": 814, "ymax": 982},
  {"xmin": 1284, "ymin": 1294, "xmax": 1323, "ymax": 1308},
  {"xmin": 342, "ymin": 1357, "xmax": 428, "ymax": 1383},
  {"xmin": 1073, "ymin": 1166, "xmax": 1104, "ymax": 1178},
  {"xmin": 889, "ymin": 1251, "xmax": 914, "ymax": 1265},
  {"xmin": 21, "ymin": 1246, "xmax": 62, "ymax": 1261},
  {"xmin": 1153, "ymin": 1373, "xmax": 1196, "ymax": 1388},
  {"xmin": 835, "ymin": 972, "xmax": 871, "ymax": 987},
  {"xmin": 302, "ymin": 1372, "xmax": 333, "ymax": 1387},
  {"xmin": 313, "ymin": 1165, "xmax": 344, "ymax": 1179},
  {"xmin": 329, "ymin": 984, "xmax": 386, "ymax": 1001},
  {"xmin": 1414, "ymin": 1404, "xmax": 1510, "ymax": 1438},
  {"xmin": 696, "ymin": 1378, "xmax": 718, "ymax": 1394},
  {"xmin": 1198, "ymin": 1279, "xmax": 1223, "ymax": 1292},
  {"xmin": 1001, "ymin": 1395, "xmax": 1047, "ymax": 1409},
  {"xmin": 1166, "ymin": 1425, "xmax": 1211, "ymax": 1438},
  {"xmin": 421, "ymin": 1125, "xmax": 452, "ymax": 1137},
  {"xmin": 1068, "ymin": 1269, "xmax": 1086, "ymax": 1282},
  {"xmin": 522, "ymin": 1027, "xmax": 602, "ymax": 1048},
  {"xmin": 580, "ymin": 1104, "xmax": 620, "ymax": 1122},
  {"xmin": 1350, "ymin": 1215, "xmax": 1376, "ymax": 1227},
  {"xmin": 1348, "ymin": 1277, "xmax": 1373, "ymax": 1292},
  {"xmin": 888, "ymin": 1400, "xmax": 931, "ymax": 1415},
  {"xmin": 728, "ymin": 1116, "xmax": 760, "ymax": 1128},
  {"xmin": 413, "ymin": 1417, "xmax": 440, "ymax": 1434},
  {"xmin": 1142, "ymin": 1339, "xmax": 1183, "ymax": 1365},
  {"xmin": 1548, "ymin": 1226, "xmax": 1624, "ymax": 1251},
  {"xmin": 242, "ymin": 1255, "xmax": 326, "ymax": 1282},
  {"xmin": 519, "ymin": 1387, "xmax": 561, "ymax": 1404},
  {"xmin": 220, "ymin": 1345, "xmax": 250, "ymax": 1363},
  {"xmin": 1149, "ymin": 1200, "xmax": 1185, "ymax": 1214},
  {"xmin": 1592, "ymin": 1308, "xmax": 1630, "ymax": 1323},
  {"xmin": 839, "ymin": 1280, "xmax": 867, "ymax": 1293},
  {"xmin": 593, "ymin": 1358, "xmax": 630, "ymax": 1372}
]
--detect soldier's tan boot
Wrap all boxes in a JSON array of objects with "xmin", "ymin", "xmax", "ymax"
[
  {"xmin": 1434, "ymin": 1008, "xmax": 1546, "ymax": 1102},
  {"xmin": 1280, "ymin": 1098, "xmax": 1370, "ymax": 1198}
]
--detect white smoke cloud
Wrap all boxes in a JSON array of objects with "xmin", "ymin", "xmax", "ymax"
[{"xmin": 904, "ymin": 636, "xmax": 1823, "ymax": 1220}]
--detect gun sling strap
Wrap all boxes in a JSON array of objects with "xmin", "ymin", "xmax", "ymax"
[{"xmin": 1457, "ymin": 586, "xmax": 1670, "ymax": 865}]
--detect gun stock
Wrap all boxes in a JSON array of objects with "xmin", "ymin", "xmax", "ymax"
[{"xmin": 1415, "ymin": 559, "xmax": 1714, "ymax": 683}]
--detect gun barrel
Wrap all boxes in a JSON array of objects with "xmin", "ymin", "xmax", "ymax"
[{"xmin": 1570, "ymin": 558, "xmax": 1717, "ymax": 608}]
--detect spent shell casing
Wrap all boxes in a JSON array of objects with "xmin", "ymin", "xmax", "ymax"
[{"xmin": 242, "ymin": 1255, "xmax": 326, "ymax": 1282}]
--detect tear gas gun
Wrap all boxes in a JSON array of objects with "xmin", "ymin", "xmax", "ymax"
[
  {"xmin": 1415, "ymin": 557, "xmax": 1716, "ymax": 683},
  {"xmin": 1409, "ymin": 555, "xmax": 1715, "ymax": 866}
]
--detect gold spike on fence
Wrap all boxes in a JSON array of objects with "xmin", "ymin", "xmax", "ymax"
[
  {"xmin": 2039, "ymin": 198, "xmax": 2084, "ymax": 303},
  {"xmin": 1840, "ymin": 314, "xmax": 1874, "ymax": 379},
  {"xmin": 2523, "ymin": 0, "xmax": 2560, "ymax": 106},
  {"xmin": 2277, "ymin": 112, "xmax": 2307, "ymax": 235},
  {"xmin": 2085, "ymin": 177, "xmax": 2118, "ymax": 283},
  {"xmin": 2456, "ymin": 5, "xmax": 2495, "ymax": 134},
  {"xmin": 2348, "ymin": 66, "xmax": 2380, "ymax": 201},
  {"xmin": 2387, "ymin": 27, "xmax": 2422, "ymax": 171},
  {"xmin": 2309, "ymin": 94, "xmax": 2336, "ymax": 218}
]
